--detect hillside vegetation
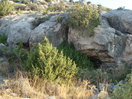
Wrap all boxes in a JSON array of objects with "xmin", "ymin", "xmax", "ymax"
[{"xmin": 0, "ymin": 0, "xmax": 131, "ymax": 99}]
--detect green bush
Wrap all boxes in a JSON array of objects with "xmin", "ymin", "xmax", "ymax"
[
  {"xmin": 26, "ymin": 3, "xmax": 44, "ymax": 12},
  {"xmin": 17, "ymin": 9, "xmax": 22, "ymax": 14},
  {"xmin": 111, "ymin": 72, "xmax": 132, "ymax": 99},
  {"xmin": 25, "ymin": 37, "xmax": 77, "ymax": 84},
  {"xmin": 67, "ymin": 4, "xmax": 99, "ymax": 35},
  {"xmin": 45, "ymin": 0, "xmax": 52, "ymax": 2},
  {"xmin": 46, "ymin": 4, "xmax": 66, "ymax": 12},
  {"xmin": 56, "ymin": 16, "xmax": 63, "ymax": 23},
  {"xmin": 0, "ymin": 33, "xmax": 7, "ymax": 44},
  {"xmin": 0, "ymin": 0, "xmax": 14, "ymax": 16},
  {"xmin": 13, "ymin": 0, "xmax": 19, "ymax": 3},
  {"xmin": 21, "ymin": 0, "xmax": 28, "ymax": 4},
  {"xmin": 58, "ymin": 41, "xmax": 94, "ymax": 69}
]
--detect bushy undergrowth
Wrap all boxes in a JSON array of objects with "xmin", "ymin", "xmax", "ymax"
[
  {"xmin": 111, "ymin": 72, "xmax": 132, "ymax": 99},
  {"xmin": 0, "ymin": 33, "xmax": 7, "ymax": 44},
  {"xmin": 46, "ymin": 3, "xmax": 66, "ymax": 12},
  {"xmin": 25, "ymin": 37, "xmax": 77, "ymax": 84},
  {"xmin": 68, "ymin": 4, "xmax": 99, "ymax": 35},
  {"xmin": 26, "ymin": 3, "xmax": 44, "ymax": 12},
  {"xmin": 0, "ymin": 0, "xmax": 14, "ymax": 16},
  {"xmin": 0, "ymin": 41, "xmax": 28, "ymax": 74},
  {"xmin": 58, "ymin": 41, "xmax": 94, "ymax": 70},
  {"xmin": 0, "ymin": 41, "xmax": 27, "ymax": 62},
  {"xmin": 21, "ymin": 0, "xmax": 28, "ymax": 4}
]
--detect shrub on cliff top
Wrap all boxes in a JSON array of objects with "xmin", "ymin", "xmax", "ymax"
[
  {"xmin": 0, "ymin": 0, "xmax": 14, "ymax": 16},
  {"xmin": 25, "ymin": 37, "xmax": 77, "ymax": 84},
  {"xmin": 68, "ymin": 4, "xmax": 99, "ymax": 35}
]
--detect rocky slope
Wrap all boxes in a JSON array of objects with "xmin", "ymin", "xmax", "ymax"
[{"xmin": 0, "ymin": 5, "xmax": 132, "ymax": 68}]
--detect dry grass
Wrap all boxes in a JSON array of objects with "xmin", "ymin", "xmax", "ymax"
[{"xmin": 0, "ymin": 71, "xmax": 96, "ymax": 99}]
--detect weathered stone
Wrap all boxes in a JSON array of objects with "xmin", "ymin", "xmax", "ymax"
[
  {"xmin": 29, "ymin": 15, "xmax": 66, "ymax": 47},
  {"xmin": 68, "ymin": 13, "xmax": 132, "ymax": 67},
  {"xmin": 103, "ymin": 9, "xmax": 132, "ymax": 34},
  {"xmin": 98, "ymin": 91, "xmax": 110, "ymax": 99},
  {"xmin": 0, "ymin": 14, "xmax": 37, "ymax": 45},
  {"xmin": 0, "ymin": 14, "xmax": 66, "ymax": 47}
]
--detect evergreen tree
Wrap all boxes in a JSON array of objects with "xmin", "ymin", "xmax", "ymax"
[{"xmin": 26, "ymin": 37, "xmax": 77, "ymax": 83}]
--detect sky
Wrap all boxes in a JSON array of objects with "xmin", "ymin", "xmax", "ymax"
[{"xmin": 75, "ymin": 0, "xmax": 132, "ymax": 10}]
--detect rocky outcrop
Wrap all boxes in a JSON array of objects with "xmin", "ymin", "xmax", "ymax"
[
  {"xmin": 29, "ymin": 15, "xmax": 66, "ymax": 47},
  {"xmin": 68, "ymin": 10, "xmax": 132, "ymax": 67},
  {"xmin": 0, "ymin": 14, "xmax": 37, "ymax": 45},
  {"xmin": 0, "ymin": 9, "xmax": 132, "ymax": 67},
  {"xmin": 103, "ymin": 9, "xmax": 132, "ymax": 34},
  {"xmin": 0, "ymin": 13, "xmax": 66, "ymax": 47}
]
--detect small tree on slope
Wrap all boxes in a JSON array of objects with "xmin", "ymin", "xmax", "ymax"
[{"xmin": 25, "ymin": 37, "xmax": 77, "ymax": 84}]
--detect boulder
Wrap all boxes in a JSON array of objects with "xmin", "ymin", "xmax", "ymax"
[
  {"xmin": 0, "ymin": 14, "xmax": 38, "ymax": 45},
  {"xmin": 103, "ymin": 9, "xmax": 132, "ymax": 34},
  {"xmin": 29, "ymin": 15, "xmax": 66, "ymax": 47}
]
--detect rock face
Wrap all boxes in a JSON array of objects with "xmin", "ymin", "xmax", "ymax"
[
  {"xmin": 0, "ymin": 14, "xmax": 66, "ymax": 47},
  {"xmin": 68, "ymin": 9, "xmax": 132, "ymax": 67},
  {"xmin": 103, "ymin": 9, "xmax": 132, "ymax": 34},
  {"xmin": 29, "ymin": 15, "xmax": 66, "ymax": 47},
  {"xmin": 0, "ymin": 14, "xmax": 36, "ymax": 45}
]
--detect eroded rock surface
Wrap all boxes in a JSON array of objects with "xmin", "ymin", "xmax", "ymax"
[
  {"xmin": 68, "ymin": 9, "xmax": 132, "ymax": 67},
  {"xmin": 103, "ymin": 9, "xmax": 132, "ymax": 34},
  {"xmin": 0, "ymin": 13, "xmax": 66, "ymax": 47}
]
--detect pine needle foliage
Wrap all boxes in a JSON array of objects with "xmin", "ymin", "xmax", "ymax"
[
  {"xmin": 25, "ymin": 37, "xmax": 77, "ymax": 84},
  {"xmin": 0, "ymin": 0, "xmax": 14, "ymax": 16}
]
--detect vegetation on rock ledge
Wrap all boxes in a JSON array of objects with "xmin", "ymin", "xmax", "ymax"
[{"xmin": 67, "ymin": 4, "xmax": 100, "ymax": 35}]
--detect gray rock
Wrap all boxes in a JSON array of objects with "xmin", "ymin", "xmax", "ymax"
[
  {"xmin": 29, "ymin": 15, "xmax": 66, "ymax": 47},
  {"xmin": 0, "ymin": 14, "xmax": 66, "ymax": 47},
  {"xmin": 68, "ymin": 10, "xmax": 132, "ymax": 67},
  {"xmin": 103, "ymin": 9, "xmax": 132, "ymax": 34},
  {"xmin": 0, "ymin": 77, "xmax": 4, "ymax": 84},
  {"xmin": 0, "ymin": 14, "xmax": 37, "ymax": 45},
  {"xmin": 90, "ymin": 94, "xmax": 98, "ymax": 99}
]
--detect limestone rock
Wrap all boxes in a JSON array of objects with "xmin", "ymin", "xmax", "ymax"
[
  {"xmin": 0, "ymin": 14, "xmax": 37, "ymax": 45},
  {"xmin": 103, "ymin": 9, "xmax": 132, "ymax": 34},
  {"xmin": 0, "ymin": 14, "xmax": 66, "ymax": 47},
  {"xmin": 68, "ymin": 9, "xmax": 132, "ymax": 67},
  {"xmin": 29, "ymin": 15, "xmax": 66, "ymax": 47}
]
